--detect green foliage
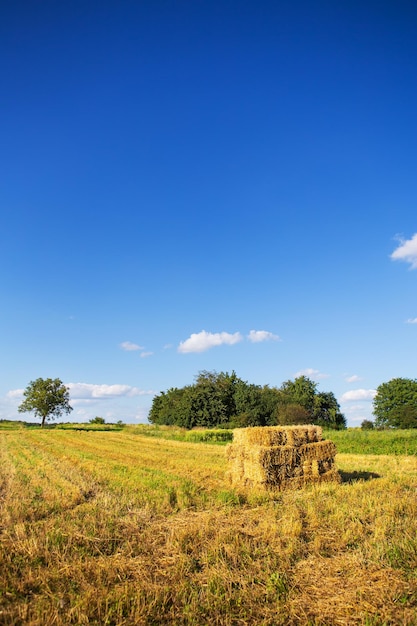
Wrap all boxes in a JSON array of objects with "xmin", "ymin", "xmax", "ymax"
[
  {"xmin": 89, "ymin": 416, "xmax": 106, "ymax": 424},
  {"xmin": 149, "ymin": 371, "xmax": 346, "ymax": 430},
  {"xmin": 279, "ymin": 375, "xmax": 317, "ymax": 412},
  {"xmin": 0, "ymin": 420, "xmax": 32, "ymax": 430},
  {"xmin": 313, "ymin": 391, "xmax": 347, "ymax": 429},
  {"xmin": 278, "ymin": 377, "xmax": 346, "ymax": 429},
  {"xmin": 18, "ymin": 378, "xmax": 73, "ymax": 428},
  {"xmin": 373, "ymin": 378, "xmax": 417, "ymax": 429},
  {"xmin": 129, "ymin": 424, "xmax": 190, "ymax": 440},
  {"xmin": 149, "ymin": 371, "xmax": 244, "ymax": 428},
  {"xmin": 55, "ymin": 422, "xmax": 124, "ymax": 431},
  {"xmin": 148, "ymin": 387, "xmax": 189, "ymax": 426},
  {"xmin": 233, "ymin": 382, "xmax": 279, "ymax": 426},
  {"xmin": 277, "ymin": 403, "xmax": 311, "ymax": 425},
  {"xmin": 361, "ymin": 419, "xmax": 374, "ymax": 430},
  {"xmin": 189, "ymin": 370, "xmax": 239, "ymax": 427},
  {"xmin": 128, "ymin": 424, "xmax": 234, "ymax": 444},
  {"xmin": 184, "ymin": 429, "xmax": 234, "ymax": 443}
]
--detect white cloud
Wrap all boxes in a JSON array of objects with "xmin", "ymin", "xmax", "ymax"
[
  {"xmin": 345, "ymin": 374, "xmax": 362, "ymax": 383},
  {"xmin": 247, "ymin": 330, "xmax": 280, "ymax": 343},
  {"xmin": 7, "ymin": 388, "xmax": 24, "ymax": 398},
  {"xmin": 2, "ymin": 390, "xmax": 25, "ymax": 419},
  {"xmin": 178, "ymin": 330, "xmax": 243, "ymax": 353},
  {"xmin": 341, "ymin": 388, "xmax": 376, "ymax": 402},
  {"xmin": 135, "ymin": 407, "xmax": 150, "ymax": 422},
  {"xmin": 406, "ymin": 318, "xmax": 417, "ymax": 324},
  {"xmin": 67, "ymin": 383, "xmax": 154, "ymax": 399},
  {"xmin": 340, "ymin": 402, "xmax": 374, "ymax": 426},
  {"xmin": 391, "ymin": 233, "xmax": 417, "ymax": 269},
  {"xmin": 140, "ymin": 351, "xmax": 153, "ymax": 358},
  {"xmin": 294, "ymin": 368, "xmax": 329, "ymax": 380},
  {"xmin": 120, "ymin": 341, "xmax": 144, "ymax": 351}
]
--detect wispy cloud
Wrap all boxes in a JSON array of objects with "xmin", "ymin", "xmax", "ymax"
[
  {"xmin": 341, "ymin": 403, "xmax": 373, "ymax": 425},
  {"xmin": 391, "ymin": 233, "xmax": 417, "ymax": 269},
  {"xmin": 1, "ymin": 391, "xmax": 26, "ymax": 419},
  {"xmin": 247, "ymin": 330, "xmax": 280, "ymax": 343},
  {"xmin": 345, "ymin": 374, "xmax": 362, "ymax": 383},
  {"xmin": 178, "ymin": 330, "xmax": 243, "ymax": 353},
  {"xmin": 120, "ymin": 341, "xmax": 144, "ymax": 351},
  {"xmin": 7, "ymin": 384, "xmax": 155, "ymax": 401},
  {"xmin": 341, "ymin": 389, "xmax": 376, "ymax": 402},
  {"xmin": 406, "ymin": 318, "xmax": 417, "ymax": 324},
  {"xmin": 294, "ymin": 368, "xmax": 329, "ymax": 380},
  {"xmin": 7, "ymin": 388, "xmax": 24, "ymax": 399},
  {"xmin": 140, "ymin": 351, "xmax": 153, "ymax": 358},
  {"xmin": 67, "ymin": 383, "xmax": 154, "ymax": 399}
]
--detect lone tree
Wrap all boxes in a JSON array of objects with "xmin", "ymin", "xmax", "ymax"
[
  {"xmin": 18, "ymin": 378, "xmax": 73, "ymax": 427},
  {"xmin": 373, "ymin": 377, "xmax": 417, "ymax": 429}
]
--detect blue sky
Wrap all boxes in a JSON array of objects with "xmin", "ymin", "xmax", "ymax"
[{"xmin": 2, "ymin": 0, "xmax": 417, "ymax": 426}]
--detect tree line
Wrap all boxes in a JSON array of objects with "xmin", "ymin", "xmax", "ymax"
[
  {"xmin": 16, "ymin": 374, "xmax": 417, "ymax": 430},
  {"xmin": 148, "ymin": 371, "xmax": 347, "ymax": 430}
]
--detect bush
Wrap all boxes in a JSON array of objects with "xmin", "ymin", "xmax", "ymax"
[
  {"xmin": 89, "ymin": 416, "xmax": 106, "ymax": 424},
  {"xmin": 185, "ymin": 429, "xmax": 234, "ymax": 443}
]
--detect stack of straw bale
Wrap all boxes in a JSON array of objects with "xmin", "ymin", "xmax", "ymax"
[{"xmin": 226, "ymin": 425, "xmax": 340, "ymax": 491}]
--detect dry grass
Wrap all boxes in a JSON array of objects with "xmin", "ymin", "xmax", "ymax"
[{"xmin": 1, "ymin": 430, "xmax": 416, "ymax": 625}]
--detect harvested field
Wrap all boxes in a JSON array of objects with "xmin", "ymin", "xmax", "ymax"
[{"xmin": 0, "ymin": 429, "xmax": 416, "ymax": 625}]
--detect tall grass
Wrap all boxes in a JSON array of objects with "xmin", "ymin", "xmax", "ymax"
[
  {"xmin": 127, "ymin": 423, "xmax": 233, "ymax": 443},
  {"xmin": 130, "ymin": 424, "xmax": 417, "ymax": 454},
  {"xmin": 324, "ymin": 428, "xmax": 417, "ymax": 455}
]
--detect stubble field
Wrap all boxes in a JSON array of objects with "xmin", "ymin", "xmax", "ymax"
[{"xmin": 0, "ymin": 427, "xmax": 416, "ymax": 625}]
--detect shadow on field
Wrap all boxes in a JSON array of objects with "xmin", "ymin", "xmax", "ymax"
[{"xmin": 339, "ymin": 470, "xmax": 380, "ymax": 483}]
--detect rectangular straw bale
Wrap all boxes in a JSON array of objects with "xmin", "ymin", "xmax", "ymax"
[
  {"xmin": 226, "ymin": 445, "xmax": 268, "ymax": 485},
  {"xmin": 257, "ymin": 445, "xmax": 298, "ymax": 466},
  {"xmin": 229, "ymin": 440, "xmax": 336, "ymax": 467},
  {"xmin": 226, "ymin": 443, "xmax": 257, "ymax": 463},
  {"xmin": 232, "ymin": 425, "xmax": 322, "ymax": 447},
  {"xmin": 317, "ymin": 458, "xmax": 335, "ymax": 473},
  {"xmin": 228, "ymin": 464, "xmax": 341, "ymax": 490},
  {"xmin": 232, "ymin": 427, "xmax": 286, "ymax": 446},
  {"xmin": 230, "ymin": 461, "xmax": 265, "ymax": 486},
  {"xmin": 225, "ymin": 445, "xmax": 245, "ymax": 483},
  {"xmin": 298, "ymin": 440, "xmax": 337, "ymax": 461},
  {"xmin": 317, "ymin": 468, "xmax": 341, "ymax": 484},
  {"xmin": 241, "ymin": 461, "xmax": 266, "ymax": 483},
  {"xmin": 225, "ymin": 443, "xmax": 239, "ymax": 461},
  {"xmin": 268, "ymin": 468, "xmax": 341, "ymax": 491},
  {"xmin": 276, "ymin": 476, "xmax": 305, "ymax": 491},
  {"xmin": 227, "ymin": 428, "xmax": 340, "ymax": 491},
  {"xmin": 284, "ymin": 427, "xmax": 311, "ymax": 447},
  {"xmin": 307, "ymin": 425, "xmax": 323, "ymax": 442},
  {"xmin": 228, "ymin": 443, "xmax": 302, "ymax": 467}
]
